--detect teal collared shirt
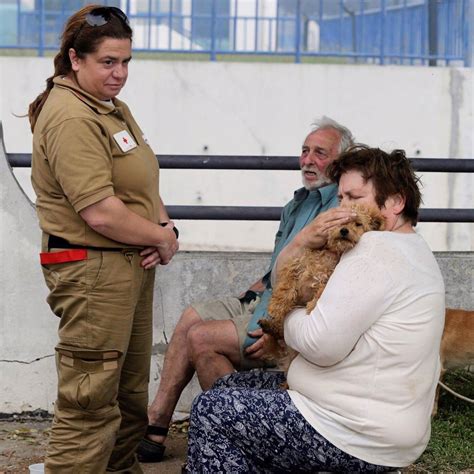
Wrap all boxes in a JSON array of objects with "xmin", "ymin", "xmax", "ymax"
[{"xmin": 243, "ymin": 183, "xmax": 339, "ymax": 348}]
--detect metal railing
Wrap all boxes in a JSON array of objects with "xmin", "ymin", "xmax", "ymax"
[
  {"xmin": 5, "ymin": 149, "xmax": 474, "ymax": 223},
  {"xmin": 0, "ymin": 0, "xmax": 470, "ymax": 66}
]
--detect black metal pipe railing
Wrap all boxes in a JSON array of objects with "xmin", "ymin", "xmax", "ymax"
[
  {"xmin": 165, "ymin": 206, "xmax": 473, "ymax": 223},
  {"xmin": 6, "ymin": 153, "xmax": 474, "ymax": 173},
  {"xmin": 4, "ymin": 151, "xmax": 474, "ymax": 223}
]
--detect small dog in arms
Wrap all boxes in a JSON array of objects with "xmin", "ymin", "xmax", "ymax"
[{"xmin": 260, "ymin": 204, "xmax": 385, "ymax": 367}]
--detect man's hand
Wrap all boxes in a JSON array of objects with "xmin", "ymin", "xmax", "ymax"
[{"xmin": 244, "ymin": 328, "xmax": 275, "ymax": 360}]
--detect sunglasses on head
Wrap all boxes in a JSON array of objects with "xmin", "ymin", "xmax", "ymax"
[{"xmin": 85, "ymin": 6, "xmax": 129, "ymax": 27}]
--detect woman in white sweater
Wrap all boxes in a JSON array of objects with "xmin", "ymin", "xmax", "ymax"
[{"xmin": 186, "ymin": 146, "xmax": 445, "ymax": 473}]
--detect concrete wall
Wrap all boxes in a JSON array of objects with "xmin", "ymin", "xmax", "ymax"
[
  {"xmin": 0, "ymin": 140, "xmax": 472, "ymax": 415},
  {"xmin": 0, "ymin": 58, "xmax": 472, "ymax": 252}
]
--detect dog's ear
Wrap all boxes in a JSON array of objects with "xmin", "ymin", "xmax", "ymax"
[{"xmin": 370, "ymin": 213, "xmax": 385, "ymax": 231}]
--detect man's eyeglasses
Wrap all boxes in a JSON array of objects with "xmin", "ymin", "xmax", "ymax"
[{"xmin": 85, "ymin": 6, "xmax": 129, "ymax": 28}]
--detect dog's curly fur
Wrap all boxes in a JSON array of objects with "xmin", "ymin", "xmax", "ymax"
[{"xmin": 259, "ymin": 204, "xmax": 385, "ymax": 362}]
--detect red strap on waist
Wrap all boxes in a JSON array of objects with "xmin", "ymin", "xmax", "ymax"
[{"xmin": 40, "ymin": 249, "xmax": 88, "ymax": 265}]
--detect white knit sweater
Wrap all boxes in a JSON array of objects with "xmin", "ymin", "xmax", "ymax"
[{"xmin": 285, "ymin": 231, "xmax": 445, "ymax": 467}]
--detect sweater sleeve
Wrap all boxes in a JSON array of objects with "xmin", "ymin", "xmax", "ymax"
[{"xmin": 284, "ymin": 249, "xmax": 397, "ymax": 366}]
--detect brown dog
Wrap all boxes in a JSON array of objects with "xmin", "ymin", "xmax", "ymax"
[
  {"xmin": 433, "ymin": 308, "xmax": 474, "ymax": 415},
  {"xmin": 259, "ymin": 204, "xmax": 385, "ymax": 361}
]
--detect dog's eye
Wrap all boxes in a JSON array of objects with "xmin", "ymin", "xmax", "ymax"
[{"xmin": 355, "ymin": 222, "xmax": 363, "ymax": 227}]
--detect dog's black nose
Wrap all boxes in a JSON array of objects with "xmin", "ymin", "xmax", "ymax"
[{"xmin": 340, "ymin": 227, "xmax": 349, "ymax": 237}]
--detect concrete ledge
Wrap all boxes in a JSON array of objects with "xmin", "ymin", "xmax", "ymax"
[{"xmin": 1, "ymin": 137, "xmax": 472, "ymax": 414}]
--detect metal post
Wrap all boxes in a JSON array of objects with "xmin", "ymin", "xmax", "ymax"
[
  {"xmin": 190, "ymin": 0, "xmax": 195, "ymax": 50},
  {"xmin": 359, "ymin": 0, "xmax": 365, "ymax": 63},
  {"xmin": 233, "ymin": 0, "xmax": 238, "ymax": 52},
  {"xmin": 255, "ymin": 0, "xmax": 259, "ymax": 53},
  {"xmin": 210, "ymin": 0, "xmax": 216, "ymax": 61},
  {"xmin": 148, "ymin": 0, "xmax": 152, "ymax": 49},
  {"xmin": 295, "ymin": 0, "xmax": 301, "ymax": 63},
  {"xmin": 38, "ymin": 0, "xmax": 44, "ymax": 57},
  {"xmin": 60, "ymin": 1, "xmax": 66, "ymax": 35},
  {"xmin": 168, "ymin": 0, "xmax": 173, "ymax": 50},
  {"xmin": 428, "ymin": 0, "xmax": 438, "ymax": 66},
  {"xmin": 339, "ymin": 0, "xmax": 344, "ymax": 55},
  {"xmin": 125, "ymin": 0, "xmax": 131, "ymax": 21},
  {"xmin": 444, "ymin": 0, "xmax": 452, "ymax": 66},
  {"xmin": 380, "ymin": 0, "xmax": 386, "ymax": 65},
  {"xmin": 400, "ymin": 0, "xmax": 407, "ymax": 64},
  {"xmin": 275, "ymin": 0, "xmax": 280, "ymax": 52},
  {"xmin": 342, "ymin": 1, "xmax": 356, "ymax": 62},
  {"xmin": 462, "ymin": 0, "xmax": 471, "ymax": 67},
  {"xmin": 16, "ymin": 0, "xmax": 21, "ymax": 49}
]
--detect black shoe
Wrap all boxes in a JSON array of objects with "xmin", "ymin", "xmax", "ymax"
[{"xmin": 136, "ymin": 426, "xmax": 169, "ymax": 463}]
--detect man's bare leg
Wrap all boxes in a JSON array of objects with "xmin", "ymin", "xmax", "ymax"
[
  {"xmin": 146, "ymin": 313, "xmax": 241, "ymax": 444},
  {"xmin": 146, "ymin": 306, "xmax": 202, "ymax": 444},
  {"xmin": 187, "ymin": 319, "xmax": 241, "ymax": 390}
]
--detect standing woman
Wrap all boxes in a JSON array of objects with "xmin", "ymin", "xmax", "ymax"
[{"xmin": 29, "ymin": 5, "xmax": 178, "ymax": 473}]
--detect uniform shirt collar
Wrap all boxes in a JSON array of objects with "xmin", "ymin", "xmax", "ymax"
[
  {"xmin": 53, "ymin": 76, "xmax": 119, "ymax": 115},
  {"xmin": 293, "ymin": 182, "xmax": 338, "ymax": 206}
]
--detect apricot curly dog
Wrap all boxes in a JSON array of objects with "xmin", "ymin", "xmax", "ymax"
[{"xmin": 259, "ymin": 204, "xmax": 385, "ymax": 361}]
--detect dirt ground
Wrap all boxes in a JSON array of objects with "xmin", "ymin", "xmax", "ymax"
[{"xmin": 0, "ymin": 413, "xmax": 188, "ymax": 474}]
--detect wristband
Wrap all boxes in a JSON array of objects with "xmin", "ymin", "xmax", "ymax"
[{"xmin": 160, "ymin": 222, "xmax": 179, "ymax": 239}]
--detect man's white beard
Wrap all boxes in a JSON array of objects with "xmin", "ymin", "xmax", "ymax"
[{"xmin": 301, "ymin": 168, "xmax": 331, "ymax": 190}]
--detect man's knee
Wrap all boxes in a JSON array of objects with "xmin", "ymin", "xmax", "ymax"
[
  {"xmin": 186, "ymin": 321, "xmax": 211, "ymax": 359},
  {"xmin": 187, "ymin": 320, "xmax": 239, "ymax": 361},
  {"xmin": 178, "ymin": 305, "xmax": 203, "ymax": 330}
]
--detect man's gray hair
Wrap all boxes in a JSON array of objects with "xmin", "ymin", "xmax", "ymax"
[{"xmin": 311, "ymin": 116, "xmax": 355, "ymax": 153}]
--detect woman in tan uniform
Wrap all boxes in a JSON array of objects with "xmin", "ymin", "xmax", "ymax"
[{"xmin": 28, "ymin": 5, "xmax": 178, "ymax": 473}]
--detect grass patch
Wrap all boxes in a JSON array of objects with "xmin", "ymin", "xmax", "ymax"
[
  {"xmin": 0, "ymin": 48, "xmax": 58, "ymax": 58},
  {"xmin": 0, "ymin": 48, "xmax": 350, "ymax": 65},
  {"xmin": 406, "ymin": 369, "xmax": 474, "ymax": 472},
  {"xmin": 133, "ymin": 51, "xmax": 210, "ymax": 61}
]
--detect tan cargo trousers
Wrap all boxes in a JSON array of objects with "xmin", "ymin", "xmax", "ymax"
[{"xmin": 41, "ymin": 247, "xmax": 155, "ymax": 473}]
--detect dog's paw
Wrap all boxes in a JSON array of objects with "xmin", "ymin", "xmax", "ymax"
[
  {"xmin": 259, "ymin": 318, "xmax": 274, "ymax": 332},
  {"xmin": 259, "ymin": 318, "xmax": 283, "ymax": 339}
]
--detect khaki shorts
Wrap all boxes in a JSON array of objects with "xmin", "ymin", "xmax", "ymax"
[{"xmin": 192, "ymin": 296, "xmax": 271, "ymax": 370}]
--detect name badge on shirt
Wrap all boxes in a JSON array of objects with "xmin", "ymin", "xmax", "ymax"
[{"xmin": 113, "ymin": 130, "xmax": 137, "ymax": 152}]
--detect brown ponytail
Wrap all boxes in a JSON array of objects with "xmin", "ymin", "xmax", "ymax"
[{"xmin": 28, "ymin": 4, "xmax": 132, "ymax": 132}]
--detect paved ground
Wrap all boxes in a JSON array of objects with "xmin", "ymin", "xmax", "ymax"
[{"xmin": 0, "ymin": 414, "xmax": 188, "ymax": 474}]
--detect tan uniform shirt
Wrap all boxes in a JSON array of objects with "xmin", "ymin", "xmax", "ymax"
[{"xmin": 32, "ymin": 76, "xmax": 159, "ymax": 248}]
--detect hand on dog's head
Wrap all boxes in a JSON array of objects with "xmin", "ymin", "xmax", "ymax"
[{"xmin": 327, "ymin": 204, "xmax": 385, "ymax": 254}]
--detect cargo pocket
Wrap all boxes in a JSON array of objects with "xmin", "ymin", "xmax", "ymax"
[
  {"xmin": 56, "ymin": 347, "xmax": 122, "ymax": 412},
  {"xmin": 42, "ymin": 252, "xmax": 103, "ymax": 288},
  {"xmin": 41, "ymin": 254, "xmax": 103, "ymax": 320}
]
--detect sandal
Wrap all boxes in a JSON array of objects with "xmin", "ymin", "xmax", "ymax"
[{"xmin": 136, "ymin": 425, "xmax": 169, "ymax": 463}]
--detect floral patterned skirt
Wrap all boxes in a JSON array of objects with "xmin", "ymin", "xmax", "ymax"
[{"xmin": 187, "ymin": 370, "xmax": 396, "ymax": 473}]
